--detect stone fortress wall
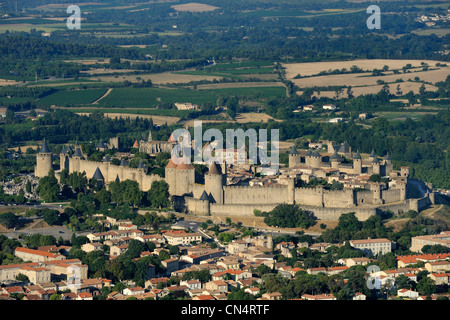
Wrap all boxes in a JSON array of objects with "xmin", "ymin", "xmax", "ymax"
[{"xmin": 35, "ymin": 137, "xmax": 436, "ymax": 222}]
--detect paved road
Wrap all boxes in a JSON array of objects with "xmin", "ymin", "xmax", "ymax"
[
  {"xmin": 3, "ymin": 224, "xmax": 74, "ymax": 241},
  {"xmin": 172, "ymin": 219, "xmax": 320, "ymax": 239},
  {"xmin": 0, "ymin": 203, "xmax": 73, "ymax": 241},
  {"xmin": 172, "ymin": 220, "xmax": 202, "ymax": 232}
]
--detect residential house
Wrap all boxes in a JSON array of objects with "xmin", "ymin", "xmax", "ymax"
[
  {"xmin": 353, "ymin": 292, "xmax": 366, "ymax": 300},
  {"xmin": 14, "ymin": 247, "xmax": 66, "ymax": 263},
  {"xmin": 163, "ymin": 232, "xmax": 202, "ymax": 246},
  {"xmin": 260, "ymin": 292, "xmax": 282, "ymax": 300},
  {"xmin": 77, "ymin": 292, "xmax": 93, "ymax": 300},
  {"xmin": 245, "ymin": 287, "xmax": 260, "ymax": 296},
  {"xmin": 397, "ymin": 289, "xmax": 419, "ymax": 299},
  {"xmin": 338, "ymin": 257, "xmax": 371, "ymax": 267},
  {"xmin": 204, "ymin": 280, "xmax": 228, "ymax": 293},
  {"xmin": 326, "ymin": 266, "xmax": 349, "ymax": 275},
  {"xmin": 348, "ymin": 238, "xmax": 392, "ymax": 256},
  {"xmin": 307, "ymin": 267, "xmax": 327, "ymax": 275},
  {"xmin": 302, "ymin": 293, "xmax": 336, "ymax": 300},
  {"xmin": 217, "ymin": 257, "xmax": 241, "ymax": 270},
  {"xmin": 135, "ymin": 234, "xmax": 166, "ymax": 246},
  {"xmin": 81, "ymin": 242, "xmax": 104, "ymax": 253},
  {"xmin": 397, "ymin": 253, "xmax": 450, "ymax": 268},
  {"xmin": 428, "ymin": 273, "xmax": 450, "ymax": 286},
  {"xmin": 180, "ymin": 279, "xmax": 202, "ymax": 291},
  {"xmin": 410, "ymin": 231, "xmax": 450, "ymax": 253},
  {"xmin": 110, "ymin": 244, "xmax": 129, "ymax": 257},
  {"xmin": 123, "ymin": 287, "xmax": 145, "ymax": 296},
  {"xmin": 193, "ymin": 294, "xmax": 215, "ymax": 301},
  {"xmin": 161, "ymin": 258, "xmax": 179, "ymax": 275},
  {"xmin": 425, "ymin": 261, "xmax": 450, "ymax": 273}
]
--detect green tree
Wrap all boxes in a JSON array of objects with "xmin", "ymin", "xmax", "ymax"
[
  {"xmin": 227, "ymin": 288, "xmax": 256, "ymax": 300},
  {"xmin": 0, "ymin": 212, "xmax": 19, "ymax": 229},
  {"xmin": 337, "ymin": 212, "xmax": 361, "ymax": 232},
  {"xmin": 147, "ymin": 180, "xmax": 170, "ymax": 209},
  {"xmin": 94, "ymin": 188, "xmax": 111, "ymax": 205},
  {"xmin": 421, "ymin": 244, "xmax": 449, "ymax": 254},
  {"xmin": 37, "ymin": 170, "xmax": 59, "ymax": 202},
  {"xmin": 417, "ymin": 277, "xmax": 436, "ymax": 296},
  {"xmin": 395, "ymin": 274, "xmax": 415, "ymax": 290},
  {"xmin": 263, "ymin": 204, "xmax": 316, "ymax": 229},
  {"xmin": 158, "ymin": 250, "xmax": 170, "ymax": 261},
  {"xmin": 15, "ymin": 273, "xmax": 30, "ymax": 283}
]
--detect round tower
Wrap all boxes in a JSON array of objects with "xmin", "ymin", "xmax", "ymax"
[
  {"xmin": 59, "ymin": 145, "xmax": 70, "ymax": 172},
  {"xmin": 370, "ymin": 183, "xmax": 383, "ymax": 204},
  {"xmin": 70, "ymin": 147, "xmax": 84, "ymax": 173},
  {"xmin": 35, "ymin": 139, "xmax": 53, "ymax": 178},
  {"xmin": 165, "ymin": 159, "xmax": 178, "ymax": 195},
  {"xmin": 330, "ymin": 150, "xmax": 342, "ymax": 169},
  {"xmin": 384, "ymin": 152, "xmax": 393, "ymax": 176},
  {"xmin": 287, "ymin": 177, "xmax": 295, "ymax": 204},
  {"xmin": 305, "ymin": 149, "xmax": 312, "ymax": 167},
  {"xmin": 199, "ymin": 190, "xmax": 211, "ymax": 216},
  {"xmin": 205, "ymin": 162, "xmax": 223, "ymax": 204},
  {"xmin": 175, "ymin": 160, "xmax": 195, "ymax": 196},
  {"xmin": 310, "ymin": 150, "xmax": 321, "ymax": 168},
  {"xmin": 400, "ymin": 166, "xmax": 410, "ymax": 178},
  {"xmin": 372, "ymin": 156, "xmax": 380, "ymax": 175},
  {"xmin": 288, "ymin": 146, "xmax": 301, "ymax": 168},
  {"xmin": 352, "ymin": 150, "xmax": 362, "ymax": 175}
]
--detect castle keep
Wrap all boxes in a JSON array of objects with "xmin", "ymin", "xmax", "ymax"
[{"xmin": 35, "ymin": 137, "xmax": 435, "ymax": 222}]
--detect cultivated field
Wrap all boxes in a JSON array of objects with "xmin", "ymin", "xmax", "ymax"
[
  {"xmin": 284, "ymin": 59, "xmax": 449, "ymax": 96},
  {"xmin": 195, "ymin": 82, "xmax": 284, "ymax": 90},
  {"xmin": 76, "ymin": 112, "xmax": 180, "ymax": 126},
  {"xmin": 171, "ymin": 2, "xmax": 220, "ymax": 12},
  {"xmin": 96, "ymin": 71, "xmax": 224, "ymax": 85},
  {"xmin": 298, "ymin": 82, "xmax": 439, "ymax": 99}
]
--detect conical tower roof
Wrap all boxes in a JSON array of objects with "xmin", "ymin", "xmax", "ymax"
[
  {"xmin": 73, "ymin": 147, "xmax": 83, "ymax": 158},
  {"xmin": 330, "ymin": 150, "xmax": 341, "ymax": 161},
  {"xmin": 312, "ymin": 150, "xmax": 321, "ymax": 157},
  {"xmin": 60, "ymin": 145, "xmax": 69, "ymax": 155},
  {"xmin": 92, "ymin": 167, "xmax": 104, "ymax": 180},
  {"xmin": 138, "ymin": 160, "xmax": 146, "ymax": 169},
  {"xmin": 103, "ymin": 155, "xmax": 111, "ymax": 162},
  {"xmin": 166, "ymin": 159, "xmax": 178, "ymax": 169},
  {"xmin": 176, "ymin": 159, "xmax": 194, "ymax": 170},
  {"xmin": 39, "ymin": 139, "xmax": 51, "ymax": 153},
  {"xmin": 338, "ymin": 141, "xmax": 350, "ymax": 153},
  {"xmin": 96, "ymin": 140, "xmax": 107, "ymax": 149},
  {"xmin": 200, "ymin": 190, "xmax": 210, "ymax": 201},
  {"xmin": 369, "ymin": 149, "xmax": 376, "ymax": 158},
  {"xmin": 289, "ymin": 146, "xmax": 299, "ymax": 155},
  {"xmin": 353, "ymin": 150, "xmax": 362, "ymax": 160},
  {"xmin": 119, "ymin": 159, "xmax": 128, "ymax": 167},
  {"xmin": 208, "ymin": 162, "xmax": 222, "ymax": 175},
  {"xmin": 385, "ymin": 152, "xmax": 391, "ymax": 161}
]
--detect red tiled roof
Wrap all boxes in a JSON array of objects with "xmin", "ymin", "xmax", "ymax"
[{"xmin": 15, "ymin": 247, "xmax": 62, "ymax": 258}]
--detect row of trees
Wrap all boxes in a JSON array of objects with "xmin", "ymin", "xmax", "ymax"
[{"xmin": 255, "ymin": 204, "xmax": 317, "ymax": 229}]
